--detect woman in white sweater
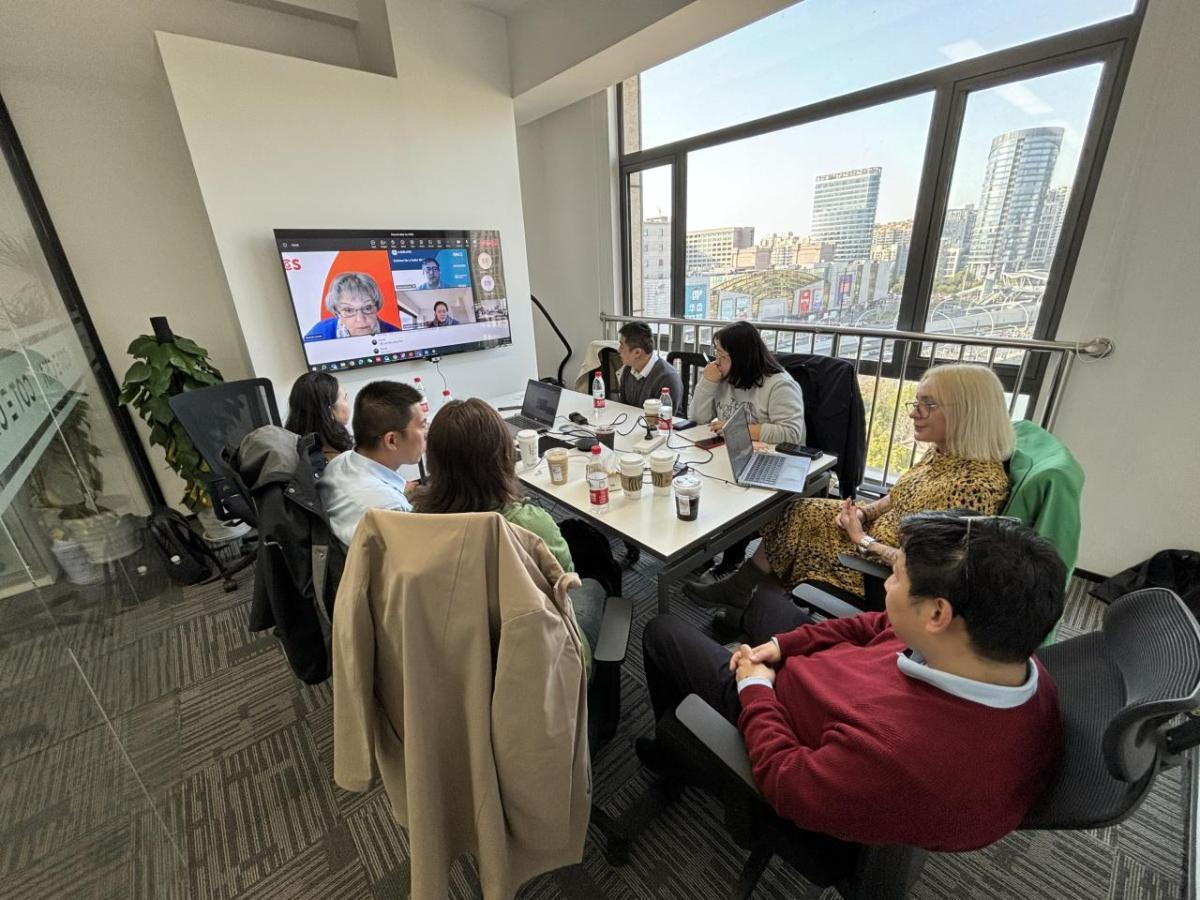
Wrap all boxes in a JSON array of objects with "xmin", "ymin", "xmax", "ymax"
[{"xmin": 690, "ymin": 321, "xmax": 806, "ymax": 445}]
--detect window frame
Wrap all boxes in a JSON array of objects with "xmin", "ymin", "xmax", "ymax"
[{"xmin": 617, "ymin": 5, "xmax": 1145, "ymax": 382}]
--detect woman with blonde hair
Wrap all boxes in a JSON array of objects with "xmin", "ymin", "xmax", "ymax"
[{"xmin": 685, "ymin": 363, "xmax": 1014, "ymax": 609}]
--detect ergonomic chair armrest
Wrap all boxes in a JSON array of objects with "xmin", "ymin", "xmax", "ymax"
[
  {"xmin": 593, "ymin": 595, "xmax": 632, "ymax": 665},
  {"xmin": 792, "ymin": 583, "xmax": 863, "ymax": 620},
  {"xmin": 675, "ymin": 694, "xmax": 761, "ymax": 796},
  {"xmin": 836, "ymin": 552, "xmax": 891, "ymax": 582}
]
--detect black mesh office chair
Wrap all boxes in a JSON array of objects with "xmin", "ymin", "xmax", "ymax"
[
  {"xmin": 598, "ymin": 346, "xmax": 623, "ymax": 399},
  {"xmin": 612, "ymin": 587, "xmax": 1200, "ymax": 898},
  {"xmin": 168, "ymin": 378, "xmax": 280, "ymax": 525},
  {"xmin": 666, "ymin": 351, "xmax": 709, "ymax": 419}
]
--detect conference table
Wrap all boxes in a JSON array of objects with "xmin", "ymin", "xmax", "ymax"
[{"xmin": 492, "ymin": 387, "xmax": 837, "ymax": 612}]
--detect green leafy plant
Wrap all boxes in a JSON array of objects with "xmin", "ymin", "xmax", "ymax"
[{"xmin": 118, "ymin": 332, "xmax": 223, "ymax": 511}]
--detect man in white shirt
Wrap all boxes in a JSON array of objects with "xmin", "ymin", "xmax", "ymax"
[{"xmin": 319, "ymin": 381, "xmax": 427, "ymax": 545}]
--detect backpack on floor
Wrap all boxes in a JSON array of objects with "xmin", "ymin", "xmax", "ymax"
[{"xmin": 146, "ymin": 507, "xmax": 214, "ymax": 585}]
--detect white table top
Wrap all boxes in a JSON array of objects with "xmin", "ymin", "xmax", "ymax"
[{"xmin": 493, "ymin": 387, "xmax": 836, "ymax": 560}]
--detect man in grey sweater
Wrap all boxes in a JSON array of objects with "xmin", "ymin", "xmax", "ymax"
[{"xmin": 617, "ymin": 321, "xmax": 685, "ymax": 413}]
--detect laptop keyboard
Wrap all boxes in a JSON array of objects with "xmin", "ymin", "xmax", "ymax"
[
  {"xmin": 746, "ymin": 453, "xmax": 785, "ymax": 484},
  {"xmin": 506, "ymin": 414, "xmax": 547, "ymax": 431}
]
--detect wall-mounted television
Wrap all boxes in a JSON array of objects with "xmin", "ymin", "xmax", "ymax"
[{"xmin": 275, "ymin": 228, "xmax": 512, "ymax": 374}]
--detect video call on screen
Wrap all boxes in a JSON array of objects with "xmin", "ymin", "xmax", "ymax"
[{"xmin": 275, "ymin": 228, "xmax": 512, "ymax": 373}]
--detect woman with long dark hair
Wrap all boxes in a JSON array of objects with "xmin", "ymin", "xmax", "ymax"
[
  {"xmin": 284, "ymin": 372, "xmax": 353, "ymax": 461},
  {"xmin": 689, "ymin": 320, "xmax": 806, "ymax": 445},
  {"xmin": 413, "ymin": 399, "xmax": 605, "ymax": 670}
]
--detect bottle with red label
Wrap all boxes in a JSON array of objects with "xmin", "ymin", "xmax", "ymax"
[
  {"xmin": 658, "ymin": 387, "xmax": 673, "ymax": 433},
  {"xmin": 413, "ymin": 377, "xmax": 430, "ymax": 413},
  {"xmin": 586, "ymin": 443, "xmax": 609, "ymax": 512},
  {"xmin": 591, "ymin": 369, "xmax": 606, "ymax": 424}
]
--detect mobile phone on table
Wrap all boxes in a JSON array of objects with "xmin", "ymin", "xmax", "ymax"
[
  {"xmin": 775, "ymin": 443, "xmax": 823, "ymax": 458},
  {"xmin": 694, "ymin": 435, "xmax": 724, "ymax": 450}
]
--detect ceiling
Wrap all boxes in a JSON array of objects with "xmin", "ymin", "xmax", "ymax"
[{"xmin": 463, "ymin": 0, "xmax": 542, "ymax": 17}]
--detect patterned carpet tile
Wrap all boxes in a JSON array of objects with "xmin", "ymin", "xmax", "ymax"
[
  {"xmin": 0, "ymin": 660, "xmax": 106, "ymax": 769},
  {"xmin": 170, "ymin": 719, "xmax": 340, "ymax": 900}
]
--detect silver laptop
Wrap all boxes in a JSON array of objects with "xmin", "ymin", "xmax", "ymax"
[
  {"xmin": 723, "ymin": 406, "xmax": 811, "ymax": 492},
  {"xmin": 504, "ymin": 379, "xmax": 561, "ymax": 435}
]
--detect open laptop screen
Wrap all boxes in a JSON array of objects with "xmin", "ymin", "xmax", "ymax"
[
  {"xmin": 521, "ymin": 379, "xmax": 561, "ymax": 425},
  {"xmin": 722, "ymin": 406, "xmax": 754, "ymax": 476}
]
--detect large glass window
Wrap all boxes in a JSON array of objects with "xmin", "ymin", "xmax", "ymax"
[
  {"xmin": 625, "ymin": 0, "xmax": 1136, "ymax": 154},
  {"xmin": 620, "ymin": 2, "xmax": 1141, "ymax": 348},
  {"xmin": 927, "ymin": 65, "xmax": 1104, "ymax": 350},
  {"xmin": 683, "ymin": 94, "xmax": 934, "ymax": 331},
  {"xmin": 627, "ymin": 164, "xmax": 672, "ymax": 318}
]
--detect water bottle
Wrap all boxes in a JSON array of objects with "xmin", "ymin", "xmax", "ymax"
[
  {"xmin": 440, "ymin": 388, "xmax": 453, "ymax": 412},
  {"xmin": 591, "ymin": 369, "xmax": 606, "ymax": 424},
  {"xmin": 413, "ymin": 377, "xmax": 430, "ymax": 413},
  {"xmin": 658, "ymin": 387, "xmax": 673, "ymax": 433},
  {"xmin": 586, "ymin": 444, "xmax": 609, "ymax": 513}
]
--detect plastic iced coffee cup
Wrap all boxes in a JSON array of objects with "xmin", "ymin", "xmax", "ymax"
[{"xmin": 546, "ymin": 447, "xmax": 570, "ymax": 485}]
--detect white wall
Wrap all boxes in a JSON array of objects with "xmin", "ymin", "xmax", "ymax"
[
  {"xmin": 156, "ymin": 0, "xmax": 537, "ymax": 414},
  {"xmin": 518, "ymin": 91, "xmax": 618, "ymax": 383},
  {"xmin": 0, "ymin": 0, "xmax": 360, "ymax": 504},
  {"xmin": 1051, "ymin": 0, "xmax": 1200, "ymax": 575},
  {"xmin": 517, "ymin": 0, "xmax": 1200, "ymax": 576}
]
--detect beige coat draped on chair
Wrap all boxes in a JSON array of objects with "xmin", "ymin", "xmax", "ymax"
[{"xmin": 332, "ymin": 509, "xmax": 590, "ymax": 900}]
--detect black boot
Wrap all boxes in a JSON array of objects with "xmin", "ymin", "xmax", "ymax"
[{"xmin": 683, "ymin": 560, "xmax": 770, "ymax": 610}]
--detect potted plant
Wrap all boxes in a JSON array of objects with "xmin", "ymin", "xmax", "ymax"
[{"xmin": 118, "ymin": 317, "xmax": 224, "ymax": 529}]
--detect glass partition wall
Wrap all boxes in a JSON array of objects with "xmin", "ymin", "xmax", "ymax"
[{"xmin": 0, "ymin": 95, "xmax": 186, "ymax": 896}]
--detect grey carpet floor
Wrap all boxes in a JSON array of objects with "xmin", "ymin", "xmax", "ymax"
[{"xmin": 0, "ymin": 541, "xmax": 1188, "ymax": 899}]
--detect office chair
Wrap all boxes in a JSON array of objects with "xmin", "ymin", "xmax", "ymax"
[
  {"xmin": 613, "ymin": 587, "xmax": 1200, "ymax": 899},
  {"xmin": 168, "ymin": 378, "xmax": 280, "ymax": 524},
  {"xmin": 666, "ymin": 351, "xmax": 709, "ymax": 419},
  {"xmin": 167, "ymin": 378, "xmax": 278, "ymax": 589},
  {"xmin": 794, "ymin": 419, "xmax": 1085, "ymax": 624},
  {"xmin": 598, "ymin": 346, "xmax": 623, "ymax": 398}
]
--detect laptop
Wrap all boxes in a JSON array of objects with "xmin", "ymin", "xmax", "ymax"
[
  {"xmin": 723, "ymin": 406, "xmax": 811, "ymax": 492},
  {"xmin": 504, "ymin": 380, "xmax": 561, "ymax": 436}
]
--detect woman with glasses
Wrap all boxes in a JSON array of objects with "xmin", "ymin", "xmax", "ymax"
[
  {"xmin": 690, "ymin": 321, "xmax": 807, "ymax": 445},
  {"xmin": 685, "ymin": 363, "xmax": 1013, "ymax": 610},
  {"xmin": 284, "ymin": 371, "xmax": 354, "ymax": 462},
  {"xmin": 303, "ymin": 272, "xmax": 401, "ymax": 340}
]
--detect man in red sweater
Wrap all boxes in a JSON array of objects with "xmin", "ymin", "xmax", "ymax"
[{"xmin": 641, "ymin": 512, "xmax": 1065, "ymax": 851}]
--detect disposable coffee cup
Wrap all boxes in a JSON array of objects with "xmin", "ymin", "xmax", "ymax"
[
  {"xmin": 546, "ymin": 447, "xmax": 570, "ymax": 485},
  {"xmin": 649, "ymin": 449, "xmax": 676, "ymax": 496},
  {"xmin": 673, "ymin": 473, "xmax": 702, "ymax": 521},
  {"xmin": 517, "ymin": 429, "xmax": 539, "ymax": 469},
  {"xmin": 618, "ymin": 454, "xmax": 644, "ymax": 498},
  {"xmin": 642, "ymin": 398, "xmax": 661, "ymax": 431}
]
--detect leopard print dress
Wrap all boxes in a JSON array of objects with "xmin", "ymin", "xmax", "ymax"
[{"xmin": 760, "ymin": 450, "xmax": 1009, "ymax": 595}]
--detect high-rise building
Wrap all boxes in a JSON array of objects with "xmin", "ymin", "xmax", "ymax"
[
  {"xmin": 937, "ymin": 205, "xmax": 976, "ymax": 277},
  {"xmin": 1030, "ymin": 185, "xmax": 1070, "ymax": 266},
  {"xmin": 811, "ymin": 167, "xmax": 881, "ymax": 262},
  {"xmin": 759, "ymin": 233, "xmax": 836, "ymax": 267},
  {"xmin": 967, "ymin": 127, "xmax": 1063, "ymax": 275},
  {"xmin": 686, "ymin": 226, "xmax": 755, "ymax": 274},
  {"xmin": 640, "ymin": 216, "xmax": 671, "ymax": 316},
  {"xmin": 734, "ymin": 245, "xmax": 772, "ymax": 270},
  {"xmin": 870, "ymin": 219, "xmax": 913, "ymax": 280},
  {"xmin": 794, "ymin": 240, "xmax": 836, "ymax": 266}
]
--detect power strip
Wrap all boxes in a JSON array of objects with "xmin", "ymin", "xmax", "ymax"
[{"xmin": 632, "ymin": 433, "xmax": 666, "ymax": 454}]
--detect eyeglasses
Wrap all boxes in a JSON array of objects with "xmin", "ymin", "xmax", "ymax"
[
  {"xmin": 335, "ymin": 304, "xmax": 379, "ymax": 319},
  {"xmin": 903, "ymin": 399, "xmax": 942, "ymax": 418}
]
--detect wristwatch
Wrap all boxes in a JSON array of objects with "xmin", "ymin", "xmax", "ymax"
[{"xmin": 857, "ymin": 535, "xmax": 878, "ymax": 554}]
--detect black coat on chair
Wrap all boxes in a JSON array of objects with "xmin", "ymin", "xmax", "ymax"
[{"xmin": 559, "ymin": 518, "xmax": 622, "ymax": 598}]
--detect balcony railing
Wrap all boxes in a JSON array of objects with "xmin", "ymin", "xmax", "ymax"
[{"xmin": 601, "ymin": 313, "xmax": 1113, "ymax": 492}]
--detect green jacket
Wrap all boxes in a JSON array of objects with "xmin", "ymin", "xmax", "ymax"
[{"xmin": 1004, "ymin": 419, "xmax": 1084, "ymax": 576}]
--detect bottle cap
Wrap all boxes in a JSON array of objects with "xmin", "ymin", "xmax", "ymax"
[{"xmin": 591, "ymin": 444, "xmax": 601, "ymax": 455}]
